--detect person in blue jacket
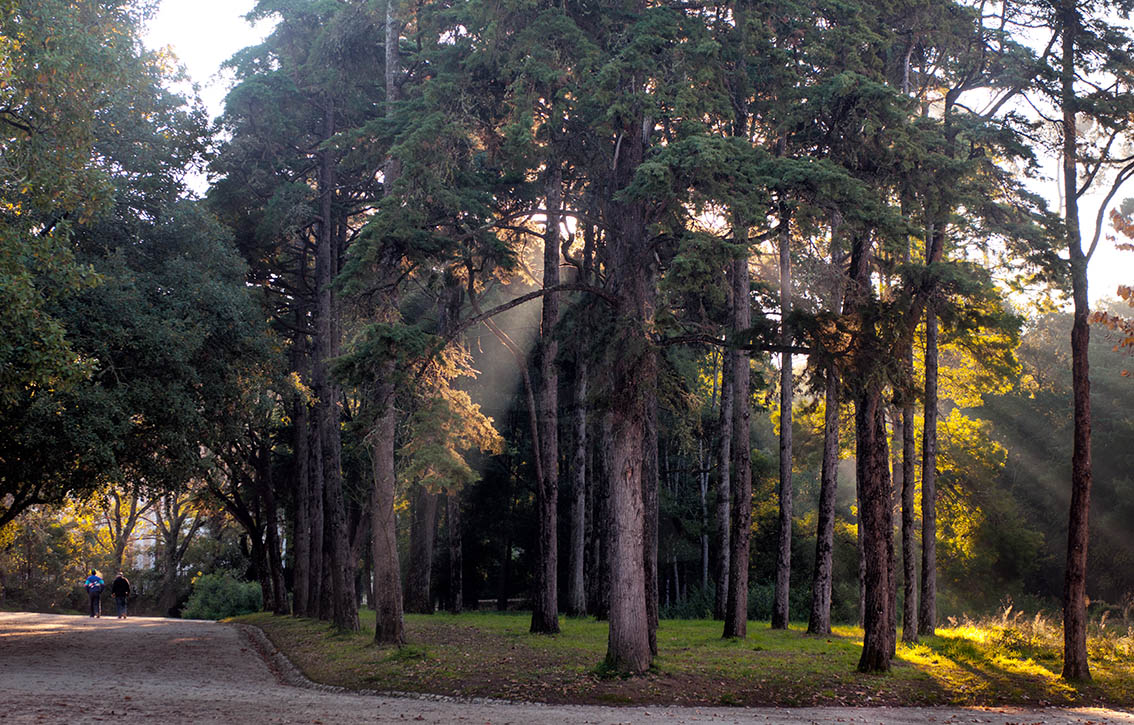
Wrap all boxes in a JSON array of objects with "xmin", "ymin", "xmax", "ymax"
[{"xmin": 83, "ymin": 570, "xmax": 104, "ymax": 618}]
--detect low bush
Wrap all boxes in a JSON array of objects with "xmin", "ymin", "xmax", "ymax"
[{"xmin": 182, "ymin": 573, "xmax": 261, "ymax": 620}]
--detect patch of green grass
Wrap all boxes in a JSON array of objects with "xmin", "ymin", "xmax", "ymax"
[{"xmin": 234, "ymin": 609, "xmax": 1134, "ymax": 708}]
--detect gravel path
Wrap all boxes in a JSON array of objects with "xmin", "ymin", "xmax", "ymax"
[{"xmin": 1, "ymin": 611, "xmax": 1131, "ymax": 724}]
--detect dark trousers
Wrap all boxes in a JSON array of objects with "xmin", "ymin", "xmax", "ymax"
[
  {"xmin": 88, "ymin": 593, "xmax": 101, "ymax": 617},
  {"xmin": 115, "ymin": 596, "xmax": 128, "ymax": 617}
]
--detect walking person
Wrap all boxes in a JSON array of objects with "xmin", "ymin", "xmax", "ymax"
[
  {"xmin": 83, "ymin": 570, "xmax": 104, "ymax": 618},
  {"xmin": 111, "ymin": 571, "xmax": 131, "ymax": 619}
]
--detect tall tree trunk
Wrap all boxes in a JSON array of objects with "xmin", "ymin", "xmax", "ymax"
[
  {"xmin": 919, "ymin": 305, "xmax": 939, "ymax": 637},
  {"xmin": 643, "ymin": 394, "xmax": 659, "ymax": 656},
  {"xmin": 699, "ymin": 440, "xmax": 710, "ymax": 592},
  {"xmin": 772, "ymin": 217, "xmax": 793, "ymax": 630},
  {"xmin": 566, "ymin": 355, "xmax": 588, "ymax": 616},
  {"xmin": 292, "ymin": 361, "xmax": 312, "ymax": 618},
  {"xmin": 856, "ymin": 388, "xmax": 893, "ymax": 673},
  {"xmin": 405, "ymin": 485, "xmax": 438, "ymax": 614},
  {"xmin": 309, "ymin": 403, "xmax": 325, "ymax": 619},
  {"xmin": 808, "ymin": 367, "xmax": 840, "ymax": 635},
  {"xmin": 587, "ymin": 421, "xmax": 610, "ymax": 620},
  {"xmin": 531, "ymin": 167, "xmax": 562, "ymax": 635},
  {"xmin": 601, "ymin": 64, "xmax": 653, "ymax": 674},
  {"xmin": 262, "ymin": 449, "xmax": 289, "ymax": 615},
  {"xmin": 447, "ymin": 490, "xmax": 463, "ymax": 614},
  {"xmin": 723, "ymin": 256, "xmax": 751, "ymax": 639},
  {"xmin": 371, "ymin": 0, "xmax": 406, "ymax": 646},
  {"xmin": 1061, "ymin": 0, "xmax": 1092, "ymax": 680},
  {"xmin": 372, "ymin": 375, "xmax": 406, "ymax": 644},
  {"xmin": 886, "ymin": 410, "xmax": 898, "ymax": 657},
  {"xmin": 314, "ymin": 96, "xmax": 357, "ymax": 633},
  {"xmin": 901, "ymin": 397, "xmax": 917, "ymax": 643},
  {"xmin": 714, "ymin": 352, "xmax": 733, "ymax": 620}
]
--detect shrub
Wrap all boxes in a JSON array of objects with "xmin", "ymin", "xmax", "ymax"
[{"xmin": 182, "ymin": 573, "xmax": 262, "ymax": 620}]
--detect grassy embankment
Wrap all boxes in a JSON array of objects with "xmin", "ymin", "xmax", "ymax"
[{"xmin": 235, "ymin": 608, "xmax": 1134, "ymax": 707}]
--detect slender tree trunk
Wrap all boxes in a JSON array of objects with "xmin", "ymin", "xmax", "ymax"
[
  {"xmin": 531, "ymin": 167, "xmax": 562, "ymax": 635},
  {"xmin": 1061, "ymin": 0, "xmax": 1092, "ymax": 680},
  {"xmin": 587, "ymin": 421, "xmax": 610, "ymax": 620},
  {"xmin": 808, "ymin": 367, "xmax": 840, "ymax": 635},
  {"xmin": 714, "ymin": 352, "xmax": 733, "ymax": 620},
  {"xmin": 772, "ymin": 218, "xmax": 793, "ymax": 630},
  {"xmin": 901, "ymin": 398, "xmax": 917, "ymax": 643},
  {"xmin": 405, "ymin": 486, "xmax": 438, "ymax": 614},
  {"xmin": 447, "ymin": 490, "xmax": 463, "ymax": 614},
  {"xmin": 919, "ymin": 305, "xmax": 939, "ymax": 637},
  {"xmin": 313, "ymin": 95, "xmax": 357, "ymax": 632},
  {"xmin": 699, "ymin": 440, "xmax": 710, "ymax": 592},
  {"xmin": 309, "ymin": 401, "xmax": 325, "ymax": 619},
  {"xmin": 566, "ymin": 356, "xmax": 588, "ymax": 616},
  {"xmin": 292, "ymin": 363, "xmax": 312, "ymax": 618},
  {"xmin": 724, "ymin": 256, "xmax": 752, "ymax": 639},
  {"xmin": 886, "ymin": 410, "xmax": 897, "ymax": 657},
  {"xmin": 262, "ymin": 450, "xmax": 289, "ymax": 615}
]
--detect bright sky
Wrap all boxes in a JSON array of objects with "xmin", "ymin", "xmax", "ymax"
[
  {"xmin": 143, "ymin": 0, "xmax": 274, "ymax": 122},
  {"xmin": 142, "ymin": 0, "xmax": 1130, "ymax": 304}
]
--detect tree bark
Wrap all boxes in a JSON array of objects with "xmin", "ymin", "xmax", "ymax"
[
  {"xmin": 714, "ymin": 351, "xmax": 733, "ymax": 620},
  {"xmin": 447, "ymin": 490, "xmax": 463, "ymax": 614},
  {"xmin": 292, "ymin": 359, "xmax": 312, "ymax": 618},
  {"xmin": 723, "ymin": 256, "xmax": 752, "ymax": 639},
  {"xmin": 808, "ymin": 367, "xmax": 840, "ymax": 635},
  {"xmin": 372, "ymin": 375, "xmax": 406, "ymax": 645},
  {"xmin": 566, "ymin": 355, "xmax": 588, "ymax": 616},
  {"xmin": 772, "ymin": 217, "xmax": 793, "ymax": 630},
  {"xmin": 856, "ymin": 388, "xmax": 893, "ymax": 673},
  {"xmin": 1061, "ymin": 0, "xmax": 1092, "ymax": 681},
  {"xmin": 919, "ymin": 305, "xmax": 939, "ymax": 637},
  {"xmin": 405, "ymin": 485, "xmax": 438, "ymax": 614},
  {"xmin": 901, "ymin": 398, "xmax": 917, "ymax": 643},
  {"xmin": 531, "ymin": 166, "xmax": 562, "ymax": 635},
  {"xmin": 643, "ymin": 394, "xmax": 660, "ymax": 656}
]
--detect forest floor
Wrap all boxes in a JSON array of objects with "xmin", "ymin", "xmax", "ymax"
[
  {"xmin": 2, "ymin": 612, "xmax": 1134, "ymax": 725},
  {"xmin": 1, "ymin": 611, "xmax": 1132, "ymax": 724},
  {"xmin": 241, "ymin": 609, "xmax": 1134, "ymax": 709}
]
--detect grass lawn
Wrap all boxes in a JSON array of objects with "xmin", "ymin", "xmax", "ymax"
[{"xmin": 234, "ymin": 609, "xmax": 1134, "ymax": 707}]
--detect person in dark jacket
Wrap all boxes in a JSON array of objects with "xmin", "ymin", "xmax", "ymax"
[
  {"xmin": 110, "ymin": 572, "xmax": 131, "ymax": 619},
  {"xmin": 83, "ymin": 570, "xmax": 104, "ymax": 618}
]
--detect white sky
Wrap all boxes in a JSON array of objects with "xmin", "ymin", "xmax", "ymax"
[
  {"xmin": 143, "ymin": 0, "xmax": 274, "ymax": 122},
  {"xmin": 142, "ymin": 0, "xmax": 1130, "ymax": 304}
]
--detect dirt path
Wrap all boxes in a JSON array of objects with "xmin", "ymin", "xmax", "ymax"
[{"xmin": 1, "ymin": 612, "xmax": 1131, "ymax": 724}]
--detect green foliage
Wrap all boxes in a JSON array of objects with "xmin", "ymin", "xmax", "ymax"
[{"xmin": 182, "ymin": 573, "xmax": 263, "ymax": 621}]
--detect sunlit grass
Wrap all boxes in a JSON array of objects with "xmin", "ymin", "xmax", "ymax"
[{"xmin": 234, "ymin": 607, "xmax": 1134, "ymax": 707}]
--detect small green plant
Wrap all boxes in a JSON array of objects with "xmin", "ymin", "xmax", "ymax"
[{"xmin": 182, "ymin": 573, "xmax": 262, "ymax": 620}]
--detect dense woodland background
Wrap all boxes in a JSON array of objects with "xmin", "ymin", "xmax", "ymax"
[{"xmin": 2, "ymin": 0, "xmax": 1133, "ymax": 679}]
